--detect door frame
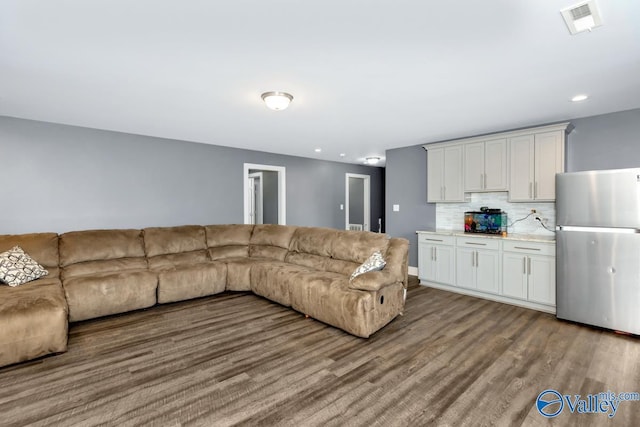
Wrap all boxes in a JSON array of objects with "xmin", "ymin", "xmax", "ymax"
[
  {"xmin": 243, "ymin": 163, "xmax": 286, "ymax": 225},
  {"xmin": 345, "ymin": 173, "xmax": 370, "ymax": 231}
]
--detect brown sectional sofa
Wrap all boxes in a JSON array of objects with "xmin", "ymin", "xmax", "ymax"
[{"xmin": 0, "ymin": 224, "xmax": 409, "ymax": 368}]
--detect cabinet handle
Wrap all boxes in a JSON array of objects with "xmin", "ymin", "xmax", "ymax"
[
  {"xmin": 424, "ymin": 238, "xmax": 444, "ymax": 242},
  {"xmin": 522, "ymin": 257, "xmax": 526, "ymax": 274},
  {"xmin": 529, "ymin": 182, "xmax": 533, "ymax": 199},
  {"xmin": 465, "ymin": 242, "xmax": 487, "ymax": 246},
  {"xmin": 476, "ymin": 251, "xmax": 479, "ymax": 267},
  {"xmin": 514, "ymin": 246, "xmax": 541, "ymax": 251},
  {"xmin": 471, "ymin": 251, "xmax": 475, "ymax": 267},
  {"xmin": 527, "ymin": 257, "xmax": 532, "ymax": 275}
]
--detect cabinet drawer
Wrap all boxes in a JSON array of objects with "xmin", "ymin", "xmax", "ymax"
[
  {"xmin": 503, "ymin": 240, "xmax": 555, "ymax": 256},
  {"xmin": 455, "ymin": 235, "xmax": 501, "ymax": 251},
  {"xmin": 418, "ymin": 234, "xmax": 455, "ymax": 246}
]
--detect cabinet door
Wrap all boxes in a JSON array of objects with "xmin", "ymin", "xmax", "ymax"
[
  {"xmin": 508, "ymin": 135, "xmax": 534, "ymax": 201},
  {"xmin": 476, "ymin": 249, "xmax": 500, "ymax": 295},
  {"xmin": 418, "ymin": 243, "xmax": 430, "ymax": 281},
  {"xmin": 456, "ymin": 247, "xmax": 476, "ymax": 289},
  {"xmin": 484, "ymin": 138, "xmax": 507, "ymax": 191},
  {"xmin": 434, "ymin": 244, "xmax": 455, "ymax": 285},
  {"xmin": 534, "ymin": 131, "xmax": 563, "ymax": 201},
  {"xmin": 464, "ymin": 142, "xmax": 485, "ymax": 192},
  {"xmin": 528, "ymin": 254, "xmax": 556, "ymax": 305},
  {"xmin": 502, "ymin": 252, "xmax": 527, "ymax": 300},
  {"xmin": 443, "ymin": 145, "xmax": 464, "ymax": 202},
  {"xmin": 427, "ymin": 148, "xmax": 444, "ymax": 203}
]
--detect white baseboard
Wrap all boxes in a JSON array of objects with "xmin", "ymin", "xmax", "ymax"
[{"xmin": 408, "ymin": 266, "xmax": 418, "ymax": 276}]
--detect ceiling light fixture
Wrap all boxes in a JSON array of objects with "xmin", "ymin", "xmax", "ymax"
[
  {"xmin": 261, "ymin": 91, "xmax": 293, "ymax": 111},
  {"xmin": 314, "ymin": 148, "xmax": 322, "ymax": 153},
  {"xmin": 571, "ymin": 94, "xmax": 589, "ymax": 102},
  {"xmin": 365, "ymin": 157, "xmax": 381, "ymax": 165},
  {"xmin": 339, "ymin": 153, "xmax": 346, "ymax": 157}
]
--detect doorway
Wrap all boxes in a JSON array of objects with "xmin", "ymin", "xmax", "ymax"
[
  {"xmin": 345, "ymin": 173, "xmax": 371, "ymax": 231},
  {"xmin": 244, "ymin": 163, "xmax": 286, "ymax": 225}
]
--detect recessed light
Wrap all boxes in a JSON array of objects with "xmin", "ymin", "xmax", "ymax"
[
  {"xmin": 571, "ymin": 94, "xmax": 589, "ymax": 102},
  {"xmin": 339, "ymin": 153, "xmax": 346, "ymax": 157},
  {"xmin": 314, "ymin": 148, "xmax": 322, "ymax": 153}
]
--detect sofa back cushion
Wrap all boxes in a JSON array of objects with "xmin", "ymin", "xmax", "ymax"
[
  {"xmin": 331, "ymin": 230, "xmax": 390, "ymax": 264},
  {"xmin": 0, "ymin": 233, "xmax": 60, "ymax": 278},
  {"xmin": 285, "ymin": 227, "xmax": 339, "ymax": 271},
  {"xmin": 249, "ymin": 224, "xmax": 296, "ymax": 261},
  {"xmin": 143, "ymin": 225, "xmax": 208, "ymax": 269},
  {"xmin": 59, "ymin": 229, "xmax": 146, "ymax": 267},
  {"xmin": 205, "ymin": 224, "xmax": 254, "ymax": 260}
]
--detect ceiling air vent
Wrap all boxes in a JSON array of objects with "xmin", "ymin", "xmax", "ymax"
[{"xmin": 561, "ymin": 0, "xmax": 603, "ymax": 34}]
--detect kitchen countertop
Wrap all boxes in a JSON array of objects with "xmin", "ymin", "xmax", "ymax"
[{"xmin": 416, "ymin": 229, "xmax": 555, "ymax": 243}]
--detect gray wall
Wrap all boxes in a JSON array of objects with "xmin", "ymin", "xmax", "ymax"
[
  {"xmin": 0, "ymin": 116, "xmax": 383, "ymax": 234},
  {"xmin": 386, "ymin": 107, "xmax": 640, "ymax": 267},
  {"xmin": 348, "ymin": 177, "xmax": 364, "ymax": 225},
  {"xmin": 385, "ymin": 145, "xmax": 436, "ymax": 266},
  {"xmin": 567, "ymin": 108, "xmax": 640, "ymax": 172}
]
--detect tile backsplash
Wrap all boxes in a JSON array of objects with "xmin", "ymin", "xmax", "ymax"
[{"xmin": 436, "ymin": 192, "xmax": 556, "ymax": 236}]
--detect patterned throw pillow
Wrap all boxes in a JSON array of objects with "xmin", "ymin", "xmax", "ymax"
[
  {"xmin": 350, "ymin": 251, "xmax": 386, "ymax": 281},
  {"xmin": 0, "ymin": 246, "xmax": 49, "ymax": 287}
]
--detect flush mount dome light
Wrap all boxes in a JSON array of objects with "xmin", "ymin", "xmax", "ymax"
[
  {"xmin": 365, "ymin": 157, "xmax": 381, "ymax": 165},
  {"xmin": 261, "ymin": 91, "xmax": 293, "ymax": 111},
  {"xmin": 571, "ymin": 94, "xmax": 589, "ymax": 102}
]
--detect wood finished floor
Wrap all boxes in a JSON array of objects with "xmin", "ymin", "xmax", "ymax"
[{"xmin": 1, "ymin": 278, "xmax": 639, "ymax": 427}]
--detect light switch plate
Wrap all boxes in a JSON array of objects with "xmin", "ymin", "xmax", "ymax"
[
  {"xmin": 340, "ymin": 204, "xmax": 344, "ymax": 210},
  {"xmin": 393, "ymin": 204, "xmax": 400, "ymax": 212}
]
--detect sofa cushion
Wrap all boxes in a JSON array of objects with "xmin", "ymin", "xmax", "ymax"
[
  {"xmin": 59, "ymin": 229, "xmax": 146, "ymax": 266},
  {"xmin": 143, "ymin": 225, "xmax": 206, "ymax": 258},
  {"xmin": 62, "ymin": 258, "xmax": 148, "ymax": 280},
  {"xmin": 148, "ymin": 251, "xmax": 209, "ymax": 270},
  {"xmin": 223, "ymin": 258, "xmax": 266, "ymax": 292},
  {"xmin": 251, "ymin": 262, "xmax": 311, "ymax": 307},
  {"xmin": 288, "ymin": 274, "xmax": 375, "ymax": 338},
  {"xmin": 205, "ymin": 224, "xmax": 253, "ymax": 245},
  {"xmin": 0, "ymin": 246, "xmax": 49, "ymax": 286},
  {"xmin": 288, "ymin": 227, "xmax": 339, "ymax": 257},
  {"xmin": 157, "ymin": 262, "xmax": 227, "ymax": 304},
  {"xmin": 62, "ymin": 270, "xmax": 157, "ymax": 322},
  {"xmin": 249, "ymin": 224, "xmax": 296, "ymax": 261},
  {"xmin": 0, "ymin": 233, "xmax": 59, "ymax": 278},
  {"xmin": 284, "ymin": 252, "xmax": 328, "ymax": 271},
  {"xmin": 331, "ymin": 230, "xmax": 390, "ymax": 264},
  {"xmin": 0, "ymin": 278, "xmax": 68, "ymax": 367},
  {"xmin": 324, "ymin": 258, "xmax": 361, "ymax": 277}
]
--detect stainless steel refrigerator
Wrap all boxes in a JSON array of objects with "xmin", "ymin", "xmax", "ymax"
[{"xmin": 556, "ymin": 168, "xmax": 640, "ymax": 335}]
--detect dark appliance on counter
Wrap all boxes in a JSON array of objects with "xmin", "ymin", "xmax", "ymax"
[{"xmin": 464, "ymin": 208, "xmax": 507, "ymax": 235}]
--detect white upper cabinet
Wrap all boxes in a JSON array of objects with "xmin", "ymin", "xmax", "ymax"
[
  {"xmin": 509, "ymin": 130, "xmax": 564, "ymax": 202},
  {"xmin": 426, "ymin": 145, "xmax": 463, "ymax": 202},
  {"xmin": 423, "ymin": 122, "xmax": 570, "ymax": 202},
  {"xmin": 463, "ymin": 138, "xmax": 507, "ymax": 192}
]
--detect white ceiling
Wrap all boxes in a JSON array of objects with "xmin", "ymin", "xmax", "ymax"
[{"xmin": 1, "ymin": 1, "xmax": 639, "ymax": 166}]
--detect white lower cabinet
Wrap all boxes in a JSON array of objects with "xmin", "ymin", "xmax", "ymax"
[
  {"xmin": 502, "ymin": 241, "xmax": 556, "ymax": 307},
  {"xmin": 455, "ymin": 236, "xmax": 500, "ymax": 295},
  {"xmin": 417, "ymin": 232, "xmax": 556, "ymax": 313},
  {"xmin": 418, "ymin": 234, "xmax": 455, "ymax": 285}
]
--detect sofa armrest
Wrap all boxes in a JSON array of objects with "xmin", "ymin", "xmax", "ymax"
[{"xmin": 348, "ymin": 270, "xmax": 399, "ymax": 292}]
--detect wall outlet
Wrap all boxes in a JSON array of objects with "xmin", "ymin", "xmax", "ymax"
[
  {"xmin": 393, "ymin": 204, "xmax": 400, "ymax": 212},
  {"xmin": 340, "ymin": 204, "xmax": 344, "ymax": 210}
]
